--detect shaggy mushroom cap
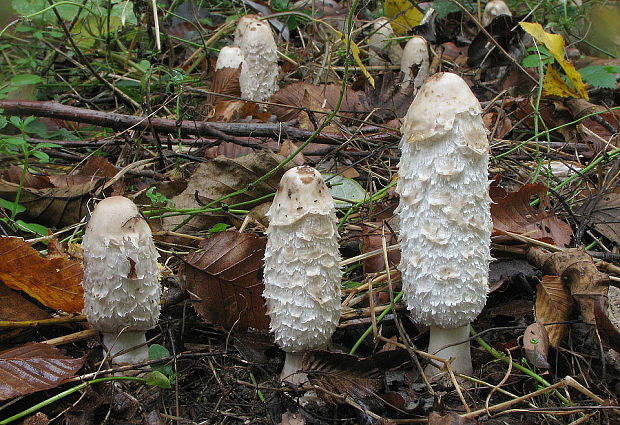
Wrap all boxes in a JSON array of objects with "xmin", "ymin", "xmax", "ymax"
[
  {"xmin": 368, "ymin": 18, "xmax": 403, "ymax": 66},
  {"xmin": 215, "ymin": 46, "xmax": 244, "ymax": 70},
  {"xmin": 400, "ymin": 36, "xmax": 430, "ymax": 90},
  {"xmin": 396, "ymin": 72, "xmax": 492, "ymax": 329},
  {"xmin": 263, "ymin": 166, "xmax": 342, "ymax": 353},
  {"xmin": 237, "ymin": 19, "xmax": 279, "ymax": 103},
  {"xmin": 482, "ymin": 0, "xmax": 512, "ymax": 26},
  {"xmin": 82, "ymin": 196, "xmax": 161, "ymax": 336}
]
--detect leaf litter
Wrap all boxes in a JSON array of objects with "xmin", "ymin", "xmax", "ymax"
[{"xmin": 0, "ymin": 0, "xmax": 619, "ymax": 424}]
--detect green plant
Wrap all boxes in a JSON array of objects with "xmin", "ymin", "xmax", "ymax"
[{"xmin": 0, "ymin": 115, "xmax": 59, "ymax": 235}]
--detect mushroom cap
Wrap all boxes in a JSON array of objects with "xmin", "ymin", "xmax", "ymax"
[
  {"xmin": 396, "ymin": 73, "xmax": 492, "ymax": 328},
  {"xmin": 482, "ymin": 0, "xmax": 512, "ymax": 26},
  {"xmin": 401, "ymin": 72, "xmax": 486, "ymax": 153},
  {"xmin": 234, "ymin": 14, "xmax": 260, "ymax": 44},
  {"xmin": 369, "ymin": 18, "xmax": 403, "ymax": 66},
  {"xmin": 263, "ymin": 166, "xmax": 341, "ymax": 352},
  {"xmin": 400, "ymin": 35, "xmax": 430, "ymax": 89},
  {"xmin": 238, "ymin": 20, "xmax": 279, "ymax": 102},
  {"xmin": 267, "ymin": 166, "xmax": 334, "ymax": 226},
  {"xmin": 216, "ymin": 46, "xmax": 244, "ymax": 70},
  {"xmin": 82, "ymin": 196, "xmax": 161, "ymax": 334}
]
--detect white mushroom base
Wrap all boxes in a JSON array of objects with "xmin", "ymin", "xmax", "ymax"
[
  {"xmin": 424, "ymin": 324, "xmax": 473, "ymax": 380},
  {"xmin": 281, "ymin": 352, "xmax": 307, "ymax": 386},
  {"xmin": 102, "ymin": 331, "xmax": 149, "ymax": 365}
]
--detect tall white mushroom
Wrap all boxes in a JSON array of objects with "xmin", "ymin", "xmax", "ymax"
[
  {"xmin": 400, "ymin": 36, "xmax": 430, "ymax": 91},
  {"xmin": 368, "ymin": 18, "xmax": 403, "ymax": 66},
  {"xmin": 236, "ymin": 17, "xmax": 279, "ymax": 103},
  {"xmin": 82, "ymin": 196, "xmax": 161, "ymax": 365},
  {"xmin": 396, "ymin": 73, "xmax": 492, "ymax": 378},
  {"xmin": 482, "ymin": 0, "xmax": 512, "ymax": 26},
  {"xmin": 263, "ymin": 166, "xmax": 342, "ymax": 385}
]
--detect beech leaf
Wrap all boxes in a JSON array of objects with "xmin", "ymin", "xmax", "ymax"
[
  {"xmin": 178, "ymin": 230, "xmax": 269, "ymax": 330},
  {"xmin": 536, "ymin": 275, "xmax": 573, "ymax": 347},
  {"xmin": 0, "ymin": 237, "xmax": 83, "ymax": 313},
  {"xmin": 523, "ymin": 322, "xmax": 550, "ymax": 369},
  {"xmin": 0, "ymin": 342, "xmax": 85, "ymax": 401}
]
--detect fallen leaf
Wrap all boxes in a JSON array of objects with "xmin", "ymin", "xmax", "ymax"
[
  {"xmin": 280, "ymin": 411, "xmax": 305, "ymax": 425},
  {"xmin": 165, "ymin": 151, "xmax": 293, "ymax": 231},
  {"xmin": 527, "ymin": 247, "xmax": 609, "ymax": 325},
  {"xmin": 0, "ymin": 282, "xmax": 51, "ymax": 322},
  {"xmin": 428, "ymin": 412, "xmax": 475, "ymax": 425},
  {"xmin": 536, "ymin": 275, "xmax": 573, "ymax": 347},
  {"xmin": 303, "ymin": 349, "xmax": 410, "ymax": 404},
  {"xmin": 384, "ymin": 0, "xmax": 424, "ymax": 35},
  {"xmin": 207, "ymin": 64, "xmax": 241, "ymax": 108},
  {"xmin": 178, "ymin": 230, "xmax": 269, "ymax": 330},
  {"xmin": 358, "ymin": 72, "xmax": 414, "ymax": 123},
  {"xmin": 519, "ymin": 22, "xmax": 588, "ymax": 99},
  {"xmin": 523, "ymin": 321, "xmax": 550, "ymax": 369},
  {"xmin": 277, "ymin": 140, "xmax": 305, "ymax": 166},
  {"xmin": 578, "ymin": 192, "xmax": 620, "ymax": 246},
  {"xmin": 491, "ymin": 183, "xmax": 573, "ymax": 247},
  {"xmin": 0, "ymin": 237, "xmax": 84, "ymax": 313},
  {"xmin": 0, "ymin": 342, "xmax": 84, "ymax": 401},
  {"xmin": 595, "ymin": 289, "xmax": 620, "ymax": 354}
]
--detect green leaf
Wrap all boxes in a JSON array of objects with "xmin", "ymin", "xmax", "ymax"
[
  {"xmin": 23, "ymin": 119, "xmax": 49, "ymax": 137},
  {"xmin": 322, "ymin": 174, "xmax": 368, "ymax": 208},
  {"xmin": 145, "ymin": 371, "xmax": 171, "ymax": 389},
  {"xmin": 14, "ymin": 220, "xmax": 48, "ymax": 236},
  {"xmin": 31, "ymin": 150, "xmax": 50, "ymax": 163},
  {"xmin": 0, "ymin": 198, "xmax": 26, "ymax": 215},
  {"xmin": 0, "ymin": 116, "xmax": 7, "ymax": 130},
  {"xmin": 10, "ymin": 74, "xmax": 42, "ymax": 87},
  {"xmin": 2, "ymin": 136, "xmax": 27, "ymax": 146},
  {"xmin": 579, "ymin": 65, "xmax": 620, "ymax": 89},
  {"xmin": 208, "ymin": 223, "xmax": 230, "ymax": 233},
  {"xmin": 36, "ymin": 142, "xmax": 61, "ymax": 148},
  {"xmin": 148, "ymin": 344, "xmax": 170, "ymax": 360}
]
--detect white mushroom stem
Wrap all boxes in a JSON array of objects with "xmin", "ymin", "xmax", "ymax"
[
  {"xmin": 426, "ymin": 325, "xmax": 472, "ymax": 377},
  {"xmin": 102, "ymin": 331, "xmax": 149, "ymax": 365},
  {"xmin": 280, "ymin": 352, "xmax": 307, "ymax": 385}
]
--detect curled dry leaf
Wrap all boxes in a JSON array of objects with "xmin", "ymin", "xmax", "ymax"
[
  {"xmin": 165, "ymin": 151, "xmax": 293, "ymax": 231},
  {"xmin": 0, "ymin": 237, "xmax": 83, "ymax": 313},
  {"xmin": 527, "ymin": 247, "xmax": 609, "ymax": 325},
  {"xmin": 303, "ymin": 349, "xmax": 410, "ymax": 405},
  {"xmin": 178, "ymin": 230, "xmax": 269, "ymax": 330},
  {"xmin": 491, "ymin": 183, "xmax": 573, "ymax": 247},
  {"xmin": 523, "ymin": 321, "xmax": 550, "ymax": 369},
  {"xmin": 536, "ymin": 275, "xmax": 573, "ymax": 347},
  {"xmin": 0, "ymin": 342, "xmax": 85, "ymax": 401},
  {"xmin": 578, "ymin": 191, "xmax": 620, "ymax": 246},
  {"xmin": 594, "ymin": 289, "xmax": 620, "ymax": 354}
]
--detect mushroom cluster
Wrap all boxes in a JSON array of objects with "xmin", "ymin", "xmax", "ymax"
[
  {"xmin": 82, "ymin": 196, "xmax": 161, "ymax": 365},
  {"xmin": 396, "ymin": 72, "xmax": 492, "ymax": 378},
  {"xmin": 263, "ymin": 166, "xmax": 342, "ymax": 384}
]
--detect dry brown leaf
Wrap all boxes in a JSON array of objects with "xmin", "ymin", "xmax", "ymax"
[
  {"xmin": 523, "ymin": 321, "xmax": 550, "ymax": 369},
  {"xmin": 527, "ymin": 247, "xmax": 609, "ymax": 325},
  {"xmin": 0, "ymin": 282, "xmax": 51, "ymax": 322},
  {"xmin": 579, "ymin": 192, "xmax": 620, "ymax": 246},
  {"xmin": 165, "ymin": 151, "xmax": 293, "ymax": 231},
  {"xmin": 0, "ymin": 342, "xmax": 85, "ymax": 401},
  {"xmin": 270, "ymin": 82, "xmax": 363, "ymax": 124},
  {"xmin": 207, "ymin": 65, "xmax": 241, "ymax": 107},
  {"xmin": 178, "ymin": 230, "xmax": 269, "ymax": 330},
  {"xmin": 491, "ymin": 183, "xmax": 573, "ymax": 247},
  {"xmin": 536, "ymin": 275, "xmax": 573, "ymax": 347},
  {"xmin": 0, "ymin": 237, "xmax": 83, "ymax": 313},
  {"xmin": 595, "ymin": 290, "xmax": 620, "ymax": 354},
  {"xmin": 358, "ymin": 72, "xmax": 414, "ymax": 123},
  {"xmin": 212, "ymin": 100, "xmax": 269, "ymax": 122},
  {"xmin": 428, "ymin": 412, "xmax": 475, "ymax": 425},
  {"xmin": 277, "ymin": 139, "xmax": 305, "ymax": 166}
]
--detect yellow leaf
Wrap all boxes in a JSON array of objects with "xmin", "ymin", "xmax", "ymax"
[
  {"xmin": 385, "ymin": 0, "xmax": 424, "ymax": 35},
  {"xmin": 543, "ymin": 65, "xmax": 581, "ymax": 98},
  {"xmin": 519, "ymin": 22, "xmax": 589, "ymax": 99},
  {"xmin": 336, "ymin": 31, "xmax": 375, "ymax": 87}
]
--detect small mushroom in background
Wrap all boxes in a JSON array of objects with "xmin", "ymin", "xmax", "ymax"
[
  {"xmin": 82, "ymin": 196, "xmax": 161, "ymax": 365},
  {"xmin": 482, "ymin": 0, "xmax": 512, "ymax": 27},
  {"xmin": 400, "ymin": 35, "xmax": 430, "ymax": 92},
  {"xmin": 396, "ymin": 73, "xmax": 492, "ymax": 379},
  {"xmin": 206, "ymin": 46, "xmax": 244, "ymax": 108},
  {"xmin": 368, "ymin": 18, "xmax": 403, "ymax": 67},
  {"xmin": 263, "ymin": 166, "xmax": 342, "ymax": 385},
  {"xmin": 235, "ymin": 17, "xmax": 279, "ymax": 103}
]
